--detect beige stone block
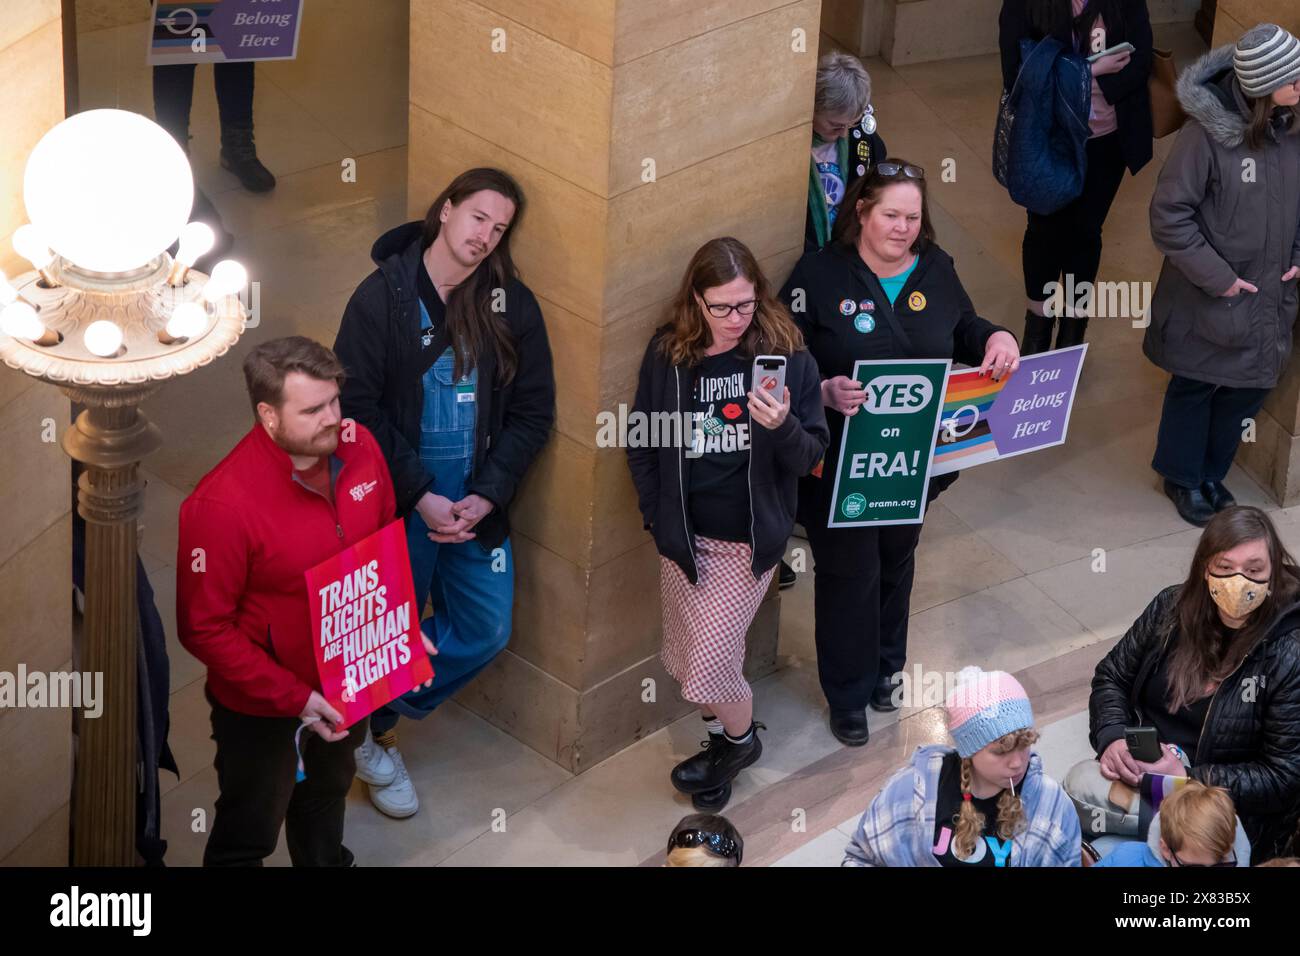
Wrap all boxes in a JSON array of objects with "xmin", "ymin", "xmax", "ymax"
[
  {"xmin": 0, "ymin": 363, "xmax": 35, "ymax": 412},
  {"xmin": 508, "ymin": 532, "xmax": 590, "ymax": 689},
  {"xmin": 0, "ymin": 697, "xmax": 72, "ymax": 860},
  {"xmin": 0, "ymin": 0, "xmax": 58, "ymax": 52},
  {"xmin": 821, "ymin": 0, "xmax": 866, "ymax": 54},
  {"xmin": 1261, "ymin": 350, "xmax": 1300, "ymax": 436},
  {"xmin": 886, "ymin": 0, "xmax": 1001, "ymax": 66},
  {"xmin": 0, "ymin": 385, "xmax": 71, "ymax": 569},
  {"xmin": 599, "ymin": 296, "xmax": 670, "ymax": 413},
  {"xmin": 609, "ymin": 0, "xmax": 819, "ymax": 196},
  {"xmin": 476, "ymin": 0, "xmax": 617, "ymax": 64},
  {"xmin": 0, "ymin": 802, "xmax": 67, "ymax": 866},
  {"xmin": 539, "ymin": 295, "xmax": 602, "ymax": 449},
  {"xmin": 408, "ymin": 105, "xmax": 609, "ymax": 324},
  {"xmin": 581, "ymin": 537, "xmax": 662, "ymax": 686},
  {"xmin": 410, "ymin": 0, "xmax": 613, "ymax": 196},
  {"xmin": 1212, "ymin": 11, "xmax": 1249, "ymax": 47},
  {"xmin": 589, "ymin": 445, "xmax": 653, "ymax": 568},
  {"xmin": 1218, "ymin": 0, "xmax": 1300, "ymax": 35},
  {"xmin": 0, "ymin": 515, "xmax": 71, "ymax": 674},
  {"xmin": 614, "ymin": 0, "xmax": 796, "ymax": 64},
  {"xmin": 508, "ymin": 430, "xmax": 596, "ymax": 568},
  {"xmin": 605, "ymin": 126, "xmax": 811, "ymax": 324},
  {"xmin": 0, "ymin": 21, "xmax": 65, "ymax": 256}
]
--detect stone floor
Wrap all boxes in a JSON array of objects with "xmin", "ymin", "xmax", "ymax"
[{"xmin": 73, "ymin": 9, "xmax": 1291, "ymax": 866}]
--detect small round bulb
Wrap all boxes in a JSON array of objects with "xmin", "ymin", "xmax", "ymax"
[
  {"xmin": 0, "ymin": 270, "xmax": 18, "ymax": 306},
  {"xmin": 202, "ymin": 259, "xmax": 248, "ymax": 302},
  {"xmin": 165, "ymin": 301, "xmax": 207, "ymax": 339},
  {"xmin": 84, "ymin": 320, "xmax": 124, "ymax": 357},
  {"xmin": 0, "ymin": 302, "xmax": 45, "ymax": 340},
  {"xmin": 13, "ymin": 224, "xmax": 54, "ymax": 270},
  {"xmin": 175, "ymin": 221, "xmax": 215, "ymax": 267}
]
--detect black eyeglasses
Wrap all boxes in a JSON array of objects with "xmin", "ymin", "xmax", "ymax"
[
  {"xmin": 1171, "ymin": 850, "xmax": 1237, "ymax": 868},
  {"xmin": 703, "ymin": 299, "xmax": 758, "ymax": 318},
  {"xmin": 876, "ymin": 162, "xmax": 925, "ymax": 180},
  {"xmin": 668, "ymin": 829, "xmax": 742, "ymax": 864}
]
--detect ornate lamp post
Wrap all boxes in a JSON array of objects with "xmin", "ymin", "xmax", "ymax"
[{"xmin": 0, "ymin": 109, "xmax": 247, "ymax": 865}]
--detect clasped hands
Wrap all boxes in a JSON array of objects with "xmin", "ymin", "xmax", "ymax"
[{"xmin": 416, "ymin": 491, "xmax": 495, "ymax": 544}]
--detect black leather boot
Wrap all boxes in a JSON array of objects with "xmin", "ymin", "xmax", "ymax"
[
  {"xmin": 1054, "ymin": 316, "xmax": 1089, "ymax": 349},
  {"xmin": 691, "ymin": 781, "xmax": 732, "ymax": 812},
  {"xmin": 220, "ymin": 123, "xmax": 277, "ymax": 192},
  {"xmin": 869, "ymin": 674, "xmax": 900, "ymax": 713},
  {"xmin": 670, "ymin": 722, "xmax": 765, "ymax": 794},
  {"xmin": 1020, "ymin": 310, "xmax": 1054, "ymax": 356},
  {"xmin": 1203, "ymin": 480, "xmax": 1237, "ymax": 512},
  {"xmin": 1163, "ymin": 479, "xmax": 1215, "ymax": 527},
  {"xmin": 829, "ymin": 709, "xmax": 869, "ymax": 746}
]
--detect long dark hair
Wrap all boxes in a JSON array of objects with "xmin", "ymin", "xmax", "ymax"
[
  {"xmin": 1167, "ymin": 506, "xmax": 1299, "ymax": 712},
  {"xmin": 1242, "ymin": 93, "xmax": 1300, "ymax": 151},
  {"xmin": 831, "ymin": 158, "xmax": 936, "ymax": 254},
  {"xmin": 420, "ymin": 168, "xmax": 525, "ymax": 384},
  {"xmin": 1024, "ymin": 0, "xmax": 1126, "ymax": 49},
  {"xmin": 658, "ymin": 237, "xmax": 804, "ymax": 367}
]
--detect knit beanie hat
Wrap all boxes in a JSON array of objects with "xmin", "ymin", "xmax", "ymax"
[
  {"xmin": 1234, "ymin": 24, "xmax": 1300, "ymax": 99},
  {"xmin": 944, "ymin": 667, "xmax": 1034, "ymax": 758}
]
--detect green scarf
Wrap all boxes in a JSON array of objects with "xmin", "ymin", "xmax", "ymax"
[{"xmin": 808, "ymin": 134, "xmax": 850, "ymax": 249}]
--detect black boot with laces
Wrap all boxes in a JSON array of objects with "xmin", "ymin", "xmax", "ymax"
[{"xmin": 670, "ymin": 721, "xmax": 766, "ymax": 794}]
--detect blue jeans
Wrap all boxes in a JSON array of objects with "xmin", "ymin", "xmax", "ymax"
[{"xmin": 369, "ymin": 334, "xmax": 514, "ymax": 736}]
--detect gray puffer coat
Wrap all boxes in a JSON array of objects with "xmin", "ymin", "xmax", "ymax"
[{"xmin": 1144, "ymin": 44, "xmax": 1300, "ymax": 389}]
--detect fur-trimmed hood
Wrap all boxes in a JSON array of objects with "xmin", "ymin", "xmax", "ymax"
[{"xmin": 1177, "ymin": 43, "xmax": 1251, "ymax": 148}]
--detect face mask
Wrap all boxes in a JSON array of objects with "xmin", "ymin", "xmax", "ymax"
[{"xmin": 1206, "ymin": 572, "xmax": 1269, "ymax": 619}]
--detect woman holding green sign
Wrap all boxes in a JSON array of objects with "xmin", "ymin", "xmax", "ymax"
[{"xmin": 780, "ymin": 160, "xmax": 1021, "ymax": 747}]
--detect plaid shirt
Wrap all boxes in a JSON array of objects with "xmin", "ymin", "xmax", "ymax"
[{"xmin": 843, "ymin": 744, "xmax": 1082, "ymax": 867}]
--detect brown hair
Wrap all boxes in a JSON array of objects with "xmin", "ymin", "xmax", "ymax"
[
  {"xmin": 1242, "ymin": 94, "xmax": 1300, "ymax": 151},
  {"xmin": 1256, "ymin": 856, "xmax": 1300, "ymax": 867},
  {"xmin": 657, "ymin": 237, "xmax": 804, "ymax": 367},
  {"xmin": 1166, "ymin": 506, "xmax": 1299, "ymax": 712},
  {"xmin": 952, "ymin": 728, "xmax": 1040, "ymax": 860},
  {"xmin": 420, "ymin": 167, "xmax": 526, "ymax": 384},
  {"xmin": 242, "ymin": 336, "xmax": 345, "ymax": 414},
  {"xmin": 1159, "ymin": 782, "xmax": 1236, "ymax": 858},
  {"xmin": 830, "ymin": 158, "xmax": 936, "ymax": 253}
]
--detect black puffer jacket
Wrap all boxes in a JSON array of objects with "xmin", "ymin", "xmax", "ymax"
[{"xmin": 1090, "ymin": 582, "xmax": 1300, "ymax": 862}]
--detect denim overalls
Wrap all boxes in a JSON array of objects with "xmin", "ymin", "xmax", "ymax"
[{"xmin": 370, "ymin": 298, "xmax": 515, "ymax": 731}]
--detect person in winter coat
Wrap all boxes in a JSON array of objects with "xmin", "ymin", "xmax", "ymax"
[
  {"xmin": 628, "ymin": 237, "xmax": 829, "ymax": 812},
  {"xmin": 843, "ymin": 667, "xmax": 1081, "ymax": 867},
  {"xmin": 999, "ymin": 0, "xmax": 1154, "ymax": 354},
  {"xmin": 333, "ymin": 168, "xmax": 556, "ymax": 819},
  {"xmin": 806, "ymin": 51, "xmax": 887, "ymax": 253},
  {"xmin": 1080, "ymin": 506, "xmax": 1300, "ymax": 863},
  {"xmin": 177, "ymin": 337, "xmax": 432, "ymax": 866},
  {"xmin": 1146, "ymin": 24, "xmax": 1300, "ymax": 527},
  {"xmin": 1093, "ymin": 781, "xmax": 1251, "ymax": 866},
  {"xmin": 779, "ymin": 160, "xmax": 1020, "ymax": 746}
]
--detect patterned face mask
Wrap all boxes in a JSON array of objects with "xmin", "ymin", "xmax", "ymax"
[{"xmin": 1206, "ymin": 572, "xmax": 1269, "ymax": 619}]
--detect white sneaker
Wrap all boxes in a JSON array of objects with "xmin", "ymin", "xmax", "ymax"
[
  {"xmin": 354, "ymin": 736, "xmax": 397, "ymax": 787},
  {"xmin": 368, "ymin": 747, "xmax": 419, "ymax": 819}
]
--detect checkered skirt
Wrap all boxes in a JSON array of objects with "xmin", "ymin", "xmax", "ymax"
[{"xmin": 660, "ymin": 536, "xmax": 774, "ymax": 704}]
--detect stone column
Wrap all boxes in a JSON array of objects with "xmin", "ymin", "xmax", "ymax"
[
  {"xmin": 408, "ymin": 0, "xmax": 819, "ymax": 772},
  {"xmin": 1215, "ymin": 1, "xmax": 1300, "ymax": 505}
]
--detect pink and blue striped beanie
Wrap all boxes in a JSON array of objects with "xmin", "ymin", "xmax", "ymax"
[{"xmin": 945, "ymin": 667, "xmax": 1034, "ymax": 758}]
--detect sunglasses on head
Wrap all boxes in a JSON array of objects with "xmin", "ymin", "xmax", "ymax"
[
  {"xmin": 1172, "ymin": 850, "xmax": 1237, "ymax": 868},
  {"xmin": 668, "ymin": 829, "xmax": 742, "ymax": 864},
  {"xmin": 876, "ymin": 162, "xmax": 925, "ymax": 180}
]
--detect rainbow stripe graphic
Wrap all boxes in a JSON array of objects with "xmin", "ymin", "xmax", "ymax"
[{"xmin": 931, "ymin": 368, "xmax": 1006, "ymax": 474}]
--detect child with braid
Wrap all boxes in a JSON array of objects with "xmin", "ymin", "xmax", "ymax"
[{"xmin": 844, "ymin": 667, "xmax": 1081, "ymax": 866}]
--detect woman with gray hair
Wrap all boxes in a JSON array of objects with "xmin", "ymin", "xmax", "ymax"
[{"xmin": 807, "ymin": 51, "xmax": 886, "ymax": 252}]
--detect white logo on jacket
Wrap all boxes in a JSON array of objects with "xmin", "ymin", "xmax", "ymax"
[{"xmin": 348, "ymin": 480, "xmax": 378, "ymax": 503}]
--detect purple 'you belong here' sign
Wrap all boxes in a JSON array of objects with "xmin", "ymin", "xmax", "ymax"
[{"xmin": 148, "ymin": 1, "xmax": 304, "ymax": 65}]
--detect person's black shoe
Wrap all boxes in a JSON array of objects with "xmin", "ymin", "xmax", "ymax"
[
  {"xmin": 779, "ymin": 560, "xmax": 796, "ymax": 590},
  {"xmin": 1020, "ymin": 311, "xmax": 1054, "ymax": 356},
  {"xmin": 1054, "ymin": 316, "xmax": 1089, "ymax": 349},
  {"xmin": 1202, "ymin": 480, "xmax": 1236, "ymax": 513},
  {"xmin": 1163, "ymin": 479, "xmax": 1215, "ymax": 527},
  {"xmin": 691, "ymin": 781, "xmax": 732, "ymax": 812},
  {"xmin": 869, "ymin": 675, "xmax": 900, "ymax": 713},
  {"xmin": 220, "ymin": 124, "xmax": 277, "ymax": 192},
  {"xmin": 829, "ymin": 709, "xmax": 869, "ymax": 747},
  {"xmin": 670, "ymin": 722, "xmax": 765, "ymax": 794}
]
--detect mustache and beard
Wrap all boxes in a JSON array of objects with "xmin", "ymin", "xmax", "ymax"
[{"xmin": 274, "ymin": 421, "xmax": 340, "ymax": 459}]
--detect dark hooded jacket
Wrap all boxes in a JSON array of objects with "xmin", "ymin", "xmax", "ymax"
[
  {"xmin": 1090, "ymin": 578, "xmax": 1300, "ymax": 863},
  {"xmin": 332, "ymin": 222, "xmax": 556, "ymax": 551},
  {"xmin": 1144, "ymin": 44, "xmax": 1300, "ymax": 390}
]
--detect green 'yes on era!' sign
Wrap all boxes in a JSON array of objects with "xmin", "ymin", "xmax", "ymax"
[{"xmin": 827, "ymin": 359, "xmax": 950, "ymax": 527}]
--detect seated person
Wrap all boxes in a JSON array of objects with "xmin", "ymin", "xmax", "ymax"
[
  {"xmin": 665, "ymin": 814, "xmax": 743, "ymax": 867},
  {"xmin": 1094, "ymin": 781, "xmax": 1250, "ymax": 867},
  {"xmin": 1072, "ymin": 506, "xmax": 1300, "ymax": 864},
  {"xmin": 843, "ymin": 667, "xmax": 1080, "ymax": 866}
]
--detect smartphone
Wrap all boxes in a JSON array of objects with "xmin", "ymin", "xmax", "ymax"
[
  {"xmin": 1125, "ymin": 725, "xmax": 1162, "ymax": 763},
  {"xmin": 752, "ymin": 354, "xmax": 787, "ymax": 402},
  {"xmin": 1087, "ymin": 41, "xmax": 1135, "ymax": 63}
]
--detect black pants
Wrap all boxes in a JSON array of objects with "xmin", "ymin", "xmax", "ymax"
[
  {"xmin": 1152, "ymin": 375, "xmax": 1271, "ymax": 489},
  {"xmin": 152, "ymin": 62, "xmax": 255, "ymax": 146},
  {"xmin": 1023, "ymin": 131, "xmax": 1127, "ymax": 304},
  {"xmin": 203, "ymin": 690, "xmax": 366, "ymax": 867},
  {"xmin": 805, "ymin": 520, "xmax": 923, "ymax": 712}
]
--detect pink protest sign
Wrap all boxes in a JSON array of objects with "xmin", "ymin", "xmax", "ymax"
[{"xmin": 304, "ymin": 519, "xmax": 431, "ymax": 729}]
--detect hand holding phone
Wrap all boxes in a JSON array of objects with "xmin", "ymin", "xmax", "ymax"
[{"xmin": 1125, "ymin": 725, "xmax": 1162, "ymax": 763}]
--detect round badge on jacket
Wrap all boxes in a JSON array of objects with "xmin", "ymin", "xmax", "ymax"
[
  {"xmin": 839, "ymin": 298, "xmax": 856, "ymax": 315},
  {"xmin": 908, "ymin": 291, "xmax": 927, "ymax": 312},
  {"xmin": 860, "ymin": 105, "xmax": 877, "ymax": 135},
  {"xmin": 854, "ymin": 313, "xmax": 875, "ymax": 333}
]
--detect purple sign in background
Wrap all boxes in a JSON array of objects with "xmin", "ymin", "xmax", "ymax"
[
  {"xmin": 986, "ymin": 344, "xmax": 1086, "ymax": 457},
  {"xmin": 148, "ymin": 1, "xmax": 303, "ymax": 65}
]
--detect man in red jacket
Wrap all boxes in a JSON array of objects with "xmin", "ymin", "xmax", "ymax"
[{"xmin": 178, "ymin": 336, "xmax": 423, "ymax": 866}]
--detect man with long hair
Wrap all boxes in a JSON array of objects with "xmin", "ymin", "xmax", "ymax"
[{"xmin": 334, "ymin": 168, "xmax": 556, "ymax": 818}]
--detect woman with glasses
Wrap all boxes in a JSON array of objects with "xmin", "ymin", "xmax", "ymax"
[
  {"xmin": 1075, "ymin": 506, "xmax": 1300, "ymax": 864},
  {"xmin": 780, "ymin": 160, "xmax": 1020, "ymax": 747},
  {"xmin": 628, "ymin": 237, "xmax": 829, "ymax": 812},
  {"xmin": 807, "ymin": 51, "xmax": 887, "ymax": 253}
]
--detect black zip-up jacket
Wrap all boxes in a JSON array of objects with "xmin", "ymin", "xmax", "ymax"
[
  {"xmin": 1090, "ymin": 581, "xmax": 1300, "ymax": 862},
  {"xmin": 779, "ymin": 241, "xmax": 1008, "ymax": 525},
  {"xmin": 332, "ymin": 222, "xmax": 556, "ymax": 551},
  {"xmin": 626, "ymin": 332, "xmax": 829, "ymax": 584}
]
